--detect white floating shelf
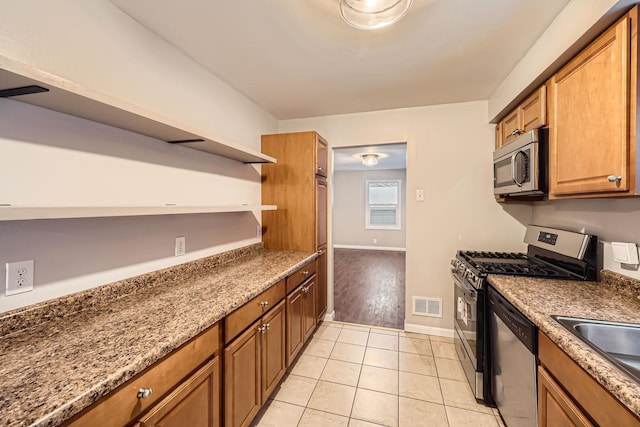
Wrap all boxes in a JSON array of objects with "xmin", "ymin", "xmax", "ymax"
[
  {"xmin": 0, "ymin": 55, "xmax": 276, "ymax": 164},
  {"xmin": 0, "ymin": 205, "xmax": 277, "ymax": 221}
]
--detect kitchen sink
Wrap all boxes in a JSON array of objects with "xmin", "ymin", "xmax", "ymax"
[{"xmin": 553, "ymin": 316, "xmax": 640, "ymax": 384}]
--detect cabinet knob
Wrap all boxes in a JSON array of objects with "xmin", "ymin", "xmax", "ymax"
[
  {"xmin": 258, "ymin": 326, "xmax": 266, "ymax": 333},
  {"xmin": 302, "ymin": 270, "xmax": 309, "ymax": 275},
  {"xmin": 137, "ymin": 388, "xmax": 153, "ymax": 399},
  {"xmin": 265, "ymin": 323, "xmax": 270, "ymax": 330},
  {"xmin": 260, "ymin": 301, "xmax": 269, "ymax": 307},
  {"xmin": 607, "ymin": 175, "xmax": 622, "ymax": 183}
]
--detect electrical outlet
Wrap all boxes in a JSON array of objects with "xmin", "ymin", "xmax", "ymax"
[
  {"xmin": 175, "ymin": 236, "xmax": 186, "ymax": 256},
  {"xmin": 416, "ymin": 189, "xmax": 425, "ymax": 202},
  {"xmin": 257, "ymin": 225, "xmax": 262, "ymax": 238},
  {"xmin": 6, "ymin": 260, "xmax": 34, "ymax": 296}
]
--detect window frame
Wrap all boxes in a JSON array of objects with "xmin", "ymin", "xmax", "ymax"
[{"xmin": 365, "ymin": 179, "xmax": 401, "ymax": 230}]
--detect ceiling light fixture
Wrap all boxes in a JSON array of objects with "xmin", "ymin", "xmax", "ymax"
[
  {"xmin": 340, "ymin": 0, "xmax": 413, "ymax": 30},
  {"xmin": 361, "ymin": 153, "xmax": 380, "ymax": 166}
]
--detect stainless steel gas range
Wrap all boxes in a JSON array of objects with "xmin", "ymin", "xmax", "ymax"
[{"xmin": 450, "ymin": 225, "xmax": 599, "ymax": 404}]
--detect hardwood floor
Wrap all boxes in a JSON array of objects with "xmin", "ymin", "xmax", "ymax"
[{"xmin": 333, "ymin": 248, "xmax": 405, "ymax": 329}]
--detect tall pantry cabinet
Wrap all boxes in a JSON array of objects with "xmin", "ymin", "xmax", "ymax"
[{"xmin": 261, "ymin": 131, "xmax": 328, "ymax": 322}]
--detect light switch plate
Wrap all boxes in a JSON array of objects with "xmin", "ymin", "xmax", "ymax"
[{"xmin": 175, "ymin": 236, "xmax": 186, "ymax": 256}]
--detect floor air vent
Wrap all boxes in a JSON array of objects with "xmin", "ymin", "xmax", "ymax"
[{"xmin": 412, "ymin": 296, "xmax": 442, "ymax": 318}]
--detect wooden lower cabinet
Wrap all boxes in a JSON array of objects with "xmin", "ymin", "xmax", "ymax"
[
  {"xmin": 303, "ymin": 278, "xmax": 317, "ymax": 341},
  {"xmin": 286, "ymin": 284, "xmax": 305, "ymax": 365},
  {"xmin": 316, "ymin": 246, "xmax": 327, "ymax": 322},
  {"xmin": 224, "ymin": 301, "xmax": 286, "ymax": 427},
  {"xmin": 538, "ymin": 366, "xmax": 593, "ymax": 427},
  {"xmin": 286, "ymin": 277, "xmax": 316, "ymax": 365},
  {"xmin": 260, "ymin": 300, "xmax": 286, "ymax": 404},
  {"xmin": 538, "ymin": 332, "xmax": 640, "ymax": 427},
  {"xmin": 136, "ymin": 356, "xmax": 221, "ymax": 427},
  {"xmin": 65, "ymin": 324, "xmax": 220, "ymax": 427}
]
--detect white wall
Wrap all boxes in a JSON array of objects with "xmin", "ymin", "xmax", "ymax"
[
  {"xmin": 333, "ymin": 169, "xmax": 406, "ymax": 249},
  {"xmin": 0, "ymin": 1, "xmax": 277, "ymax": 313},
  {"xmin": 280, "ymin": 101, "xmax": 533, "ymax": 333}
]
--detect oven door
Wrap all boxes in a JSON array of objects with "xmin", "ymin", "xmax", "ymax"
[{"xmin": 453, "ymin": 273, "xmax": 479, "ymax": 365}]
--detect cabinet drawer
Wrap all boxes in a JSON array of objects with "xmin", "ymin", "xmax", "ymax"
[
  {"xmin": 286, "ymin": 261, "xmax": 316, "ymax": 294},
  {"xmin": 66, "ymin": 323, "xmax": 220, "ymax": 427},
  {"xmin": 225, "ymin": 280, "xmax": 285, "ymax": 343}
]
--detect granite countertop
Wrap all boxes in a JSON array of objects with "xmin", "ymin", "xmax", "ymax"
[
  {"xmin": 0, "ymin": 244, "xmax": 315, "ymax": 427},
  {"xmin": 488, "ymin": 271, "xmax": 640, "ymax": 419}
]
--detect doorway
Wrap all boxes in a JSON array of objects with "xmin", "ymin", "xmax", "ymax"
[{"xmin": 331, "ymin": 143, "xmax": 407, "ymax": 329}]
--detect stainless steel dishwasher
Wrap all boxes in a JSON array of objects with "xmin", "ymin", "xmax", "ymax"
[{"xmin": 488, "ymin": 286, "xmax": 537, "ymax": 427}]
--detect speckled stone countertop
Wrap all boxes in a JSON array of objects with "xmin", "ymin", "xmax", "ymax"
[
  {"xmin": 0, "ymin": 243, "xmax": 315, "ymax": 427},
  {"xmin": 488, "ymin": 270, "xmax": 640, "ymax": 419}
]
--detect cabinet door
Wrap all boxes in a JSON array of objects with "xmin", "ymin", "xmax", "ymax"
[
  {"xmin": 316, "ymin": 246, "xmax": 327, "ymax": 322},
  {"xmin": 521, "ymin": 85, "xmax": 547, "ymax": 132},
  {"xmin": 538, "ymin": 366, "xmax": 594, "ymax": 427},
  {"xmin": 224, "ymin": 320, "xmax": 261, "ymax": 427},
  {"xmin": 316, "ymin": 179, "xmax": 328, "ymax": 248},
  {"xmin": 316, "ymin": 134, "xmax": 328, "ymax": 177},
  {"xmin": 302, "ymin": 278, "xmax": 317, "ymax": 341},
  {"xmin": 136, "ymin": 357, "xmax": 221, "ymax": 427},
  {"xmin": 261, "ymin": 300, "xmax": 286, "ymax": 404},
  {"xmin": 501, "ymin": 109, "xmax": 522, "ymax": 144},
  {"xmin": 286, "ymin": 286, "xmax": 305, "ymax": 365},
  {"xmin": 549, "ymin": 15, "xmax": 631, "ymax": 196},
  {"xmin": 495, "ymin": 122, "xmax": 503, "ymax": 149}
]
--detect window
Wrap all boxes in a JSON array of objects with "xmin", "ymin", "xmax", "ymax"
[{"xmin": 366, "ymin": 180, "xmax": 401, "ymax": 229}]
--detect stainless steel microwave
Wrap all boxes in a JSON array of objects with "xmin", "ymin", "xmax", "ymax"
[{"xmin": 493, "ymin": 129, "xmax": 547, "ymax": 196}]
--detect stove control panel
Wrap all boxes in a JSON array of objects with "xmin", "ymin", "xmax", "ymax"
[
  {"xmin": 537, "ymin": 232, "xmax": 558, "ymax": 245},
  {"xmin": 450, "ymin": 259, "xmax": 482, "ymax": 289}
]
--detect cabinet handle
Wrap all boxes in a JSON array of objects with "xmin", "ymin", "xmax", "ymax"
[
  {"xmin": 302, "ymin": 270, "xmax": 309, "ymax": 275},
  {"xmin": 511, "ymin": 129, "xmax": 523, "ymax": 136},
  {"xmin": 260, "ymin": 301, "xmax": 269, "ymax": 307},
  {"xmin": 265, "ymin": 323, "xmax": 270, "ymax": 330},
  {"xmin": 137, "ymin": 388, "xmax": 153, "ymax": 399},
  {"xmin": 258, "ymin": 326, "xmax": 266, "ymax": 333},
  {"xmin": 607, "ymin": 175, "xmax": 622, "ymax": 183}
]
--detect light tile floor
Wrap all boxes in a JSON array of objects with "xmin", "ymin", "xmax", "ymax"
[{"xmin": 252, "ymin": 321, "xmax": 506, "ymax": 427}]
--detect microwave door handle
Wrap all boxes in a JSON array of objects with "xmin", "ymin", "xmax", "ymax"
[
  {"xmin": 511, "ymin": 153, "xmax": 519, "ymax": 186},
  {"xmin": 512, "ymin": 151, "xmax": 526, "ymax": 186}
]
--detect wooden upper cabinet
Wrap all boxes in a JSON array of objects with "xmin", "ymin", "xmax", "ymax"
[
  {"xmin": 316, "ymin": 179, "xmax": 327, "ymax": 248},
  {"xmin": 316, "ymin": 135, "xmax": 328, "ymax": 177},
  {"xmin": 262, "ymin": 131, "xmax": 328, "ymax": 252},
  {"xmin": 497, "ymin": 85, "xmax": 547, "ymax": 148},
  {"xmin": 501, "ymin": 108, "xmax": 522, "ymax": 145},
  {"xmin": 549, "ymin": 9, "xmax": 635, "ymax": 198},
  {"xmin": 521, "ymin": 85, "xmax": 547, "ymax": 132}
]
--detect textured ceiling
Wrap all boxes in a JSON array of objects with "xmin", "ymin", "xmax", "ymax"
[{"xmin": 109, "ymin": 0, "xmax": 570, "ymax": 119}]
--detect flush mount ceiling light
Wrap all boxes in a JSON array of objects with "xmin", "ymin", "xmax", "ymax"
[
  {"xmin": 361, "ymin": 153, "xmax": 380, "ymax": 166},
  {"xmin": 340, "ymin": 0, "xmax": 414, "ymax": 30}
]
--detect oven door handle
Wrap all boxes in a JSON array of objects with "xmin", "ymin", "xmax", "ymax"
[{"xmin": 453, "ymin": 274, "xmax": 477, "ymax": 297}]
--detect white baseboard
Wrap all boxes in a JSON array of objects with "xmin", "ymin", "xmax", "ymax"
[
  {"xmin": 333, "ymin": 244, "xmax": 406, "ymax": 252},
  {"xmin": 404, "ymin": 323, "xmax": 454, "ymax": 338},
  {"xmin": 323, "ymin": 310, "xmax": 336, "ymax": 322}
]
